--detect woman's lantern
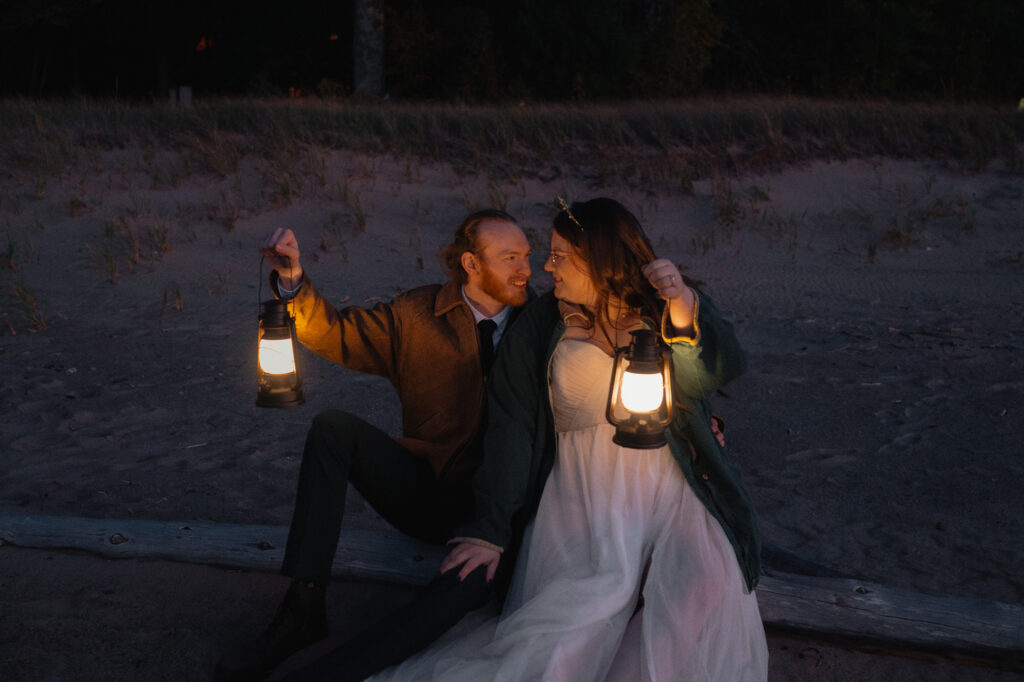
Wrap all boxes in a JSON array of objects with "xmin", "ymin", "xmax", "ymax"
[
  {"xmin": 256, "ymin": 299, "xmax": 304, "ymax": 407},
  {"xmin": 606, "ymin": 329, "xmax": 673, "ymax": 448}
]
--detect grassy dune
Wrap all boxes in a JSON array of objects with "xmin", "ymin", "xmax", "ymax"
[
  {"xmin": 2, "ymin": 97, "xmax": 1022, "ymax": 190},
  {"xmin": 1, "ymin": 97, "xmax": 1021, "ymax": 334}
]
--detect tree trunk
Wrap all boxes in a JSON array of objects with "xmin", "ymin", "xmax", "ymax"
[{"xmin": 353, "ymin": 0, "xmax": 385, "ymax": 98}]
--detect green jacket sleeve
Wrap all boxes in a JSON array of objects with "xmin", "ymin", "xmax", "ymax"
[
  {"xmin": 665, "ymin": 289, "xmax": 761, "ymax": 590},
  {"xmin": 668, "ymin": 290, "xmax": 747, "ymax": 405}
]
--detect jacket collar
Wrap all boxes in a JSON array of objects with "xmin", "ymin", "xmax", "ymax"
[
  {"xmin": 434, "ymin": 278, "xmax": 469, "ymax": 317},
  {"xmin": 435, "ymin": 278, "xmax": 537, "ymax": 323},
  {"xmin": 557, "ymin": 299, "xmax": 656, "ymax": 332},
  {"xmin": 557, "ymin": 299, "xmax": 592, "ymax": 328}
]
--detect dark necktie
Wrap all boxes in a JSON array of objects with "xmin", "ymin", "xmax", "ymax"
[{"xmin": 478, "ymin": 319, "xmax": 497, "ymax": 375}]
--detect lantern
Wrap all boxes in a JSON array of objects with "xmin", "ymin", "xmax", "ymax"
[
  {"xmin": 606, "ymin": 329, "xmax": 673, "ymax": 448},
  {"xmin": 256, "ymin": 299, "xmax": 304, "ymax": 407}
]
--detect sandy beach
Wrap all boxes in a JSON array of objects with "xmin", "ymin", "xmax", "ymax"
[{"xmin": 2, "ymin": 124, "xmax": 1022, "ymax": 680}]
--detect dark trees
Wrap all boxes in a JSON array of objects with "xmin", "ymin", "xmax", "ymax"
[{"xmin": 0, "ymin": 0, "xmax": 1017, "ymax": 101}]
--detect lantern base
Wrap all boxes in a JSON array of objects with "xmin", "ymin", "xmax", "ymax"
[
  {"xmin": 256, "ymin": 385, "xmax": 305, "ymax": 408},
  {"xmin": 612, "ymin": 429, "xmax": 667, "ymax": 449}
]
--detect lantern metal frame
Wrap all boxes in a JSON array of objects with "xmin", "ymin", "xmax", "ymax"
[
  {"xmin": 606, "ymin": 329, "xmax": 673, "ymax": 448},
  {"xmin": 256, "ymin": 298, "xmax": 305, "ymax": 407}
]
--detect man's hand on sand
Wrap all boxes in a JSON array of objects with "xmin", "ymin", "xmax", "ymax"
[
  {"xmin": 440, "ymin": 542, "xmax": 500, "ymax": 583},
  {"xmin": 260, "ymin": 228, "xmax": 304, "ymax": 290}
]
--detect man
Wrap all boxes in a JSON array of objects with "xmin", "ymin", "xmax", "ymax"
[{"xmin": 215, "ymin": 209, "xmax": 532, "ymax": 681}]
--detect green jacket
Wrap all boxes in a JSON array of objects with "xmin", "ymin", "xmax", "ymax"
[{"xmin": 458, "ymin": 290, "xmax": 762, "ymax": 592}]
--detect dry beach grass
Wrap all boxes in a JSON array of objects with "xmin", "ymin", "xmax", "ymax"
[{"xmin": 1, "ymin": 98, "xmax": 1022, "ymax": 680}]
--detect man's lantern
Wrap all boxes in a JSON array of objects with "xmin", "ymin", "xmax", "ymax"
[{"xmin": 256, "ymin": 299, "xmax": 304, "ymax": 407}]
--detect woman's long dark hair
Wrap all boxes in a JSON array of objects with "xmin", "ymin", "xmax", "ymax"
[{"xmin": 553, "ymin": 197, "xmax": 662, "ymax": 327}]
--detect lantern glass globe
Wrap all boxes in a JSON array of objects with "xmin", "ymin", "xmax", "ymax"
[
  {"xmin": 258, "ymin": 337, "xmax": 297, "ymax": 375},
  {"xmin": 619, "ymin": 370, "xmax": 664, "ymax": 413}
]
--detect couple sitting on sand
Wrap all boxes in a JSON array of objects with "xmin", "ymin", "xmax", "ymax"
[{"xmin": 216, "ymin": 198, "xmax": 768, "ymax": 682}]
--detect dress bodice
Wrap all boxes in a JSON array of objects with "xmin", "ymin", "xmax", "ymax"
[{"xmin": 549, "ymin": 338, "xmax": 615, "ymax": 433}]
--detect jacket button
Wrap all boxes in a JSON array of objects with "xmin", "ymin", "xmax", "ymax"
[{"xmin": 701, "ymin": 473, "xmax": 709, "ymax": 481}]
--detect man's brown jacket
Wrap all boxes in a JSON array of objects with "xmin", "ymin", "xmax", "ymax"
[{"xmin": 274, "ymin": 274, "xmax": 492, "ymax": 483}]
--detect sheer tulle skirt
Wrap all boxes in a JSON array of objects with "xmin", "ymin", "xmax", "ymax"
[
  {"xmin": 368, "ymin": 424, "xmax": 767, "ymax": 682},
  {"xmin": 368, "ymin": 339, "xmax": 767, "ymax": 681}
]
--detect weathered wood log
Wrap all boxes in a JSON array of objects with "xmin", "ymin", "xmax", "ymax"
[
  {"xmin": 2, "ymin": 511, "xmax": 1021, "ymax": 671},
  {"xmin": 0, "ymin": 510, "xmax": 446, "ymax": 585},
  {"xmin": 756, "ymin": 570, "xmax": 1024, "ymax": 671}
]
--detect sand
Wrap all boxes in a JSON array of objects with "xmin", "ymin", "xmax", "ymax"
[{"xmin": 1, "ymin": 139, "xmax": 1022, "ymax": 681}]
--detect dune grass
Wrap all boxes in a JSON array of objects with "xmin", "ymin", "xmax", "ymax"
[
  {"xmin": 1, "ymin": 97, "xmax": 1020, "ymax": 333},
  {"xmin": 1, "ymin": 97, "xmax": 1021, "ymax": 191}
]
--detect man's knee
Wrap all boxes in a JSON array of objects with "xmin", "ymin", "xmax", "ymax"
[
  {"xmin": 302, "ymin": 410, "xmax": 367, "ymax": 469},
  {"xmin": 306, "ymin": 410, "xmax": 368, "ymax": 447},
  {"xmin": 310, "ymin": 409, "xmax": 363, "ymax": 434}
]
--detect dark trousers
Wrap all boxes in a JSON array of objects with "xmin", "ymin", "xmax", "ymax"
[{"xmin": 281, "ymin": 410, "xmax": 490, "ymax": 680}]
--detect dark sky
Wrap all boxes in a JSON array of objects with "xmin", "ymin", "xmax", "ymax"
[{"xmin": 0, "ymin": 0, "xmax": 350, "ymax": 97}]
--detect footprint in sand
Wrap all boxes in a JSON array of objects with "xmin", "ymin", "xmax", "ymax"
[
  {"xmin": 10, "ymin": 431, "xmax": 69, "ymax": 452},
  {"xmin": 784, "ymin": 448, "xmax": 860, "ymax": 466}
]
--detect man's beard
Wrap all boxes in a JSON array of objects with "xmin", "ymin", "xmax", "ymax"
[{"xmin": 479, "ymin": 263, "xmax": 528, "ymax": 307}]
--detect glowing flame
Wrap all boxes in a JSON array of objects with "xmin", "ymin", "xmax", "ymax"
[
  {"xmin": 259, "ymin": 338, "xmax": 296, "ymax": 375},
  {"xmin": 620, "ymin": 370, "xmax": 664, "ymax": 413}
]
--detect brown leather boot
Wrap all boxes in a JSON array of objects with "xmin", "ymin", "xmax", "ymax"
[{"xmin": 214, "ymin": 581, "xmax": 328, "ymax": 681}]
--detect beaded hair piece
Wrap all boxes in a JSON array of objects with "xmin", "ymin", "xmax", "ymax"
[{"xmin": 557, "ymin": 196, "xmax": 584, "ymax": 232}]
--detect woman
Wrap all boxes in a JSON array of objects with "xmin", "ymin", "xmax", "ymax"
[{"xmin": 372, "ymin": 198, "xmax": 767, "ymax": 681}]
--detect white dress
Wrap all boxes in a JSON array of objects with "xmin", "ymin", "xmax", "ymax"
[{"xmin": 369, "ymin": 338, "xmax": 768, "ymax": 682}]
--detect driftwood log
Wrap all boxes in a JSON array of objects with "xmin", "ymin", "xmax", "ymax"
[
  {"xmin": 2, "ymin": 510, "xmax": 1021, "ymax": 671},
  {"xmin": 0, "ymin": 510, "xmax": 442, "ymax": 585}
]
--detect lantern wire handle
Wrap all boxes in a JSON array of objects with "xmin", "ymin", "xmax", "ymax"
[
  {"xmin": 258, "ymin": 253, "xmax": 299, "ymax": 319},
  {"xmin": 258, "ymin": 255, "xmax": 265, "ymax": 310}
]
